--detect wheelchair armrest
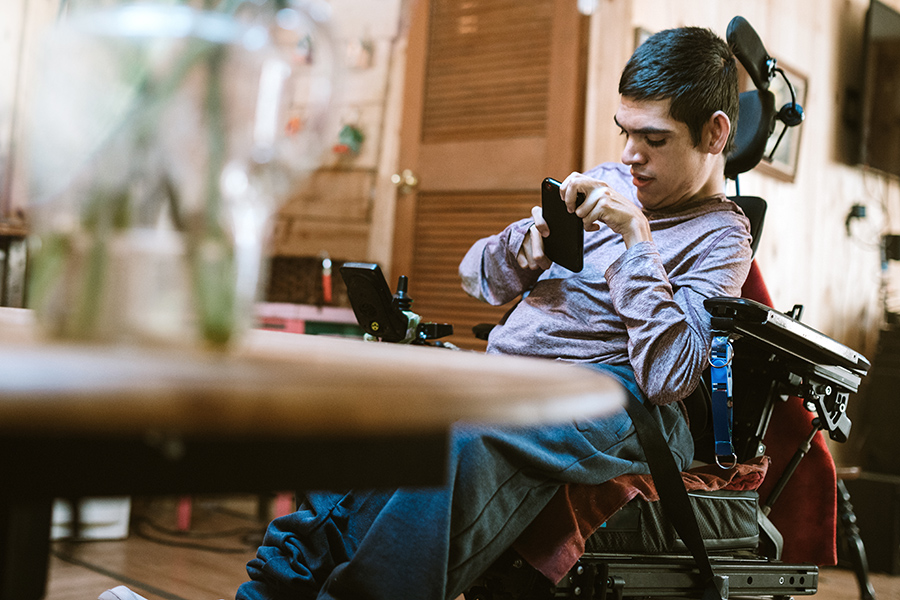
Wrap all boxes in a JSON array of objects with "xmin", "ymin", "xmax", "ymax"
[
  {"xmin": 705, "ymin": 297, "xmax": 870, "ymax": 379},
  {"xmin": 705, "ymin": 296, "xmax": 869, "ymax": 443}
]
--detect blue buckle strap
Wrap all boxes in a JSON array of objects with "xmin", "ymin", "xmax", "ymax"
[{"xmin": 709, "ymin": 334, "xmax": 736, "ymax": 469}]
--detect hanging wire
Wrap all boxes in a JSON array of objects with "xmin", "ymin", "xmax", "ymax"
[
  {"xmin": 766, "ymin": 123, "xmax": 790, "ymax": 163},
  {"xmin": 766, "ymin": 67, "xmax": 802, "ymax": 162}
]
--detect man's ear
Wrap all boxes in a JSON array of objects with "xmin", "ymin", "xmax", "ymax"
[{"xmin": 705, "ymin": 110, "xmax": 731, "ymax": 155}]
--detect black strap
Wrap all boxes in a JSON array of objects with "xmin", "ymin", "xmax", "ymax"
[{"xmin": 623, "ymin": 394, "xmax": 729, "ymax": 600}]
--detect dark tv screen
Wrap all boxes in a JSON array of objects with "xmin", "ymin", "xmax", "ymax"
[{"xmin": 860, "ymin": 0, "xmax": 900, "ymax": 177}]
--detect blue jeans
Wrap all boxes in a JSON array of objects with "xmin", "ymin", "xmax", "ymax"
[{"xmin": 236, "ymin": 364, "xmax": 693, "ymax": 600}]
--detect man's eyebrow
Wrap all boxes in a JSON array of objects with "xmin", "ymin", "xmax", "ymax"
[{"xmin": 613, "ymin": 115, "xmax": 673, "ymax": 135}]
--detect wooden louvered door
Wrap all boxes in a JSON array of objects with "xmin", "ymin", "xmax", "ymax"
[{"xmin": 392, "ymin": 0, "xmax": 588, "ymax": 349}]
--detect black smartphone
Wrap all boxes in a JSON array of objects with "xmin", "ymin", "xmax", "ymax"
[{"xmin": 541, "ymin": 177, "xmax": 584, "ymax": 272}]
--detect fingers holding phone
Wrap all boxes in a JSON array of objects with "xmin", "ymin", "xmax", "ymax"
[
  {"xmin": 560, "ymin": 172, "xmax": 597, "ymax": 215},
  {"xmin": 516, "ymin": 206, "xmax": 551, "ymax": 271},
  {"xmin": 561, "ymin": 172, "xmax": 651, "ymax": 248},
  {"xmin": 531, "ymin": 204, "xmax": 550, "ymax": 237}
]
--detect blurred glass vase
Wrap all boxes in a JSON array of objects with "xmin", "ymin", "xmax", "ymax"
[{"xmin": 26, "ymin": 1, "xmax": 337, "ymax": 348}]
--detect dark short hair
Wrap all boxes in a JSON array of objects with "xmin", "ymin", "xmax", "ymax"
[{"xmin": 619, "ymin": 27, "xmax": 739, "ymax": 154}]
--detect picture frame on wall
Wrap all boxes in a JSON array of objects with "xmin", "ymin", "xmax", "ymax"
[{"xmin": 754, "ymin": 60, "xmax": 808, "ymax": 183}]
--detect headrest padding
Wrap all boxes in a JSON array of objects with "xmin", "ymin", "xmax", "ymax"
[
  {"xmin": 727, "ymin": 16, "xmax": 772, "ymax": 91},
  {"xmin": 725, "ymin": 90, "xmax": 776, "ymax": 179}
]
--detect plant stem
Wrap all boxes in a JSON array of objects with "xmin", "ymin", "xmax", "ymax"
[{"xmin": 191, "ymin": 48, "xmax": 238, "ymax": 346}]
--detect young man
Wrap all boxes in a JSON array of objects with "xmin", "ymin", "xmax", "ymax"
[
  {"xmin": 237, "ymin": 26, "xmax": 750, "ymax": 600},
  {"xmin": 465, "ymin": 25, "xmax": 747, "ymax": 407}
]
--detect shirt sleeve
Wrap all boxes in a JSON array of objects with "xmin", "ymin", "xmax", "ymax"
[
  {"xmin": 605, "ymin": 226, "xmax": 751, "ymax": 405},
  {"xmin": 459, "ymin": 217, "xmax": 544, "ymax": 306}
]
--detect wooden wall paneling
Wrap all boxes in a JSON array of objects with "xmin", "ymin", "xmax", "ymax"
[
  {"xmin": 687, "ymin": 3, "xmax": 716, "ymax": 28},
  {"xmin": 583, "ymin": 0, "xmax": 631, "ymax": 169},
  {"xmin": 761, "ymin": 1, "xmax": 868, "ymax": 341},
  {"xmin": 271, "ymin": 218, "xmax": 369, "ymax": 260},
  {"xmin": 269, "ymin": 0, "xmax": 405, "ymax": 267},
  {"xmin": 803, "ymin": 3, "xmax": 848, "ymax": 332},
  {"xmin": 278, "ymin": 170, "xmax": 373, "ymax": 222},
  {"xmin": 544, "ymin": 0, "xmax": 589, "ymax": 177},
  {"xmin": 630, "ymin": 0, "xmax": 672, "ymax": 34}
]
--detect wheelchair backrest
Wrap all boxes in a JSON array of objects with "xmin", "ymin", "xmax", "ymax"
[{"xmin": 730, "ymin": 196, "xmax": 766, "ymax": 258}]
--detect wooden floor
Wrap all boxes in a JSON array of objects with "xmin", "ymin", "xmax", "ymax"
[
  {"xmin": 45, "ymin": 495, "xmax": 900, "ymax": 600},
  {"xmin": 47, "ymin": 496, "xmax": 262, "ymax": 600}
]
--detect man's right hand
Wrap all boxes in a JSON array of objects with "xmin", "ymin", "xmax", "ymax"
[
  {"xmin": 516, "ymin": 206, "xmax": 552, "ymax": 270},
  {"xmin": 561, "ymin": 172, "xmax": 651, "ymax": 249}
]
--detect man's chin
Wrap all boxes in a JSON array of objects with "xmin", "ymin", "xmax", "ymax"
[{"xmin": 635, "ymin": 189, "xmax": 655, "ymax": 209}]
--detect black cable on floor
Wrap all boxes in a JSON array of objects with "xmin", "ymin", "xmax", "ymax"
[{"xmin": 131, "ymin": 517, "xmax": 262, "ymax": 554}]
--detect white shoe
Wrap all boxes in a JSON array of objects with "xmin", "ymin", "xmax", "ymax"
[{"xmin": 98, "ymin": 586, "xmax": 149, "ymax": 600}]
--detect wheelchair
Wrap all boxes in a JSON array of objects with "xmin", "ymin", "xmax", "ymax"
[{"xmin": 340, "ymin": 16, "xmax": 872, "ymax": 600}]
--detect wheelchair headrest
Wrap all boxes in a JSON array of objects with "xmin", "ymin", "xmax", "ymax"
[
  {"xmin": 725, "ymin": 91, "xmax": 776, "ymax": 179},
  {"xmin": 724, "ymin": 16, "xmax": 778, "ymax": 179},
  {"xmin": 727, "ymin": 17, "xmax": 774, "ymax": 91}
]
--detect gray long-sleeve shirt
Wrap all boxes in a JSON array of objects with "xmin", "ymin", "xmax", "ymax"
[{"xmin": 459, "ymin": 162, "xmax": 752, "ymax": 406}]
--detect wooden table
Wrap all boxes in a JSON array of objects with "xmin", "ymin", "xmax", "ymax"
[{"xmin": 0, "ymin": 308, "xmax": 624, "ymax": 599}]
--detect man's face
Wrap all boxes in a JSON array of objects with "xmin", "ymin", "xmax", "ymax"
[{"xmin": 614, "ymin": 96, "xmax": 717, "ymax": 210}]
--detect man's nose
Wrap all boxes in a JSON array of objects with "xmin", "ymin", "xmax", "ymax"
[{"xmin": 621, "ymin": 139, "xmax": 645, "ymax": 165}]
